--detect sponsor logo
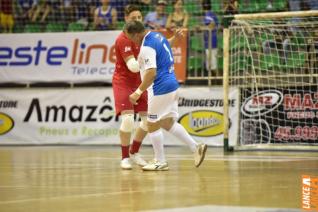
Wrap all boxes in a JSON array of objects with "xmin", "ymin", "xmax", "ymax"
[
  {"xmin": 284, "ymin": 92, "xmax": 318, "ymax": 110},
  {"xmin": 0, "ymin": 38, "xmax": 116, "ymax": 67},
  {"xmin": 178, "ymin": 110, "xmax": 226, "ymax": 137},
  {"xmin": 302, "ymin": 175, "xmax": 318, "ymax": 210},
  {"xmin": 23, "ymin": 97, "xmax": 115, "ymax": 123},
  {"xmin": 0, "ymin": 112, "xmax": 14, "ymax": 135},
  {"xmin": 241, "ymin": 90, "xmax": 283, "ymax": 117},
  {"xmin": 124, "ymin": 46, "xmax": 131, "ymax": 52},
  {"xmin": 148, "ymin": 114, "xmax": 158, "ymax": 120}
]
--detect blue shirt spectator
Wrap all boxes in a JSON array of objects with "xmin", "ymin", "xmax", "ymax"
[
  {"xmin": 288, "ymin": 0, "xmax": 301, "ymax": 11},
  {"xmin": 144, "ymin": 0, "xmax": 167, "ymax": 30},
  {"xmin": 18, "ymin": 0, "xmax": 35, "ymax": 10},
  {"xmin": 201, "ymin": 0, "xmax": 219, "ymax": 71},
  {"xmin": 305, "ymin": 0, "xmax": 318, "ymax": 10},
  {"xmin": 17, "ymin": 0, "xmax": 37, "ymax": 23},
  {"xmin": 110, "ymin": 0, "xmax": 127, "ymax": 21},
  {"xmin": 93, "ymin": 0, "xmax": 117, "ymax": 30},
  {"xmin": 203, "ymin": 11, "xmax": 218, "ymax": 49},
  {"xmin": 289, "ymin": 0, "xmax": 318, "ymax": 10}
]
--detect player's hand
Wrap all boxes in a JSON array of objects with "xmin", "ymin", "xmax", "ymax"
[
  {"xmin": 174, "ymin": 28, "xmax": 185, "ymax": 39},
  {"xmin": 129, "ymin": 92, "xmax": 141, "ymax": 105}
]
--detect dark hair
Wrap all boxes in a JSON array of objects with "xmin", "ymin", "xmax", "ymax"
[
  {"xmin": 202, "ymin": 0, "xmax": 211, "ymax": 11},
  {"xmin": 125, "ymin": 21, "xmax": 145, "ymax": 34},
  {"xmin": 124, "ymin": 5, "xmax": 140, "ymax": 16}
]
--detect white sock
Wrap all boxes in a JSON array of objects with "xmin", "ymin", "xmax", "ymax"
[
  {"xmin": 169, "ymin": 122, "xmax": 198, "ymax": 153},
  {"xmin": 149, "ymin": 129, "xmax": 166, "ymax": 163}
]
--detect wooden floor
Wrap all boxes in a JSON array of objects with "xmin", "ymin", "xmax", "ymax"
[{"xmin": 0, "ymin": 146, "xmax": 317, "ymax": 212}]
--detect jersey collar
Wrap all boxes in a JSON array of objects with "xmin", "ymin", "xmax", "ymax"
[{"xmin": 141, "ymin": 31, "xmax": 151, "ymax": 47}]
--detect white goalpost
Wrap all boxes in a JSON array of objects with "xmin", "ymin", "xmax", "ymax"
[{"xmin": 223, "ymin": 10, "xmax": 318, "ymax": 151}]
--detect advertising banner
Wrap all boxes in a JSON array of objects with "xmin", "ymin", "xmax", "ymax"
[
  {"xmin": 0, "ymin": 30, "xmax": 187, "ymax": 83},
  {"xmin": 160, "ymin": 29, "xmax": 187, "ymax": 82},
  {"xmin": 0, "ymin": 87, "xmax": 238, "ymax": 146},
  {"xmin": 240, "ymin": 87, "xmax": 318, "ymax": 144}
]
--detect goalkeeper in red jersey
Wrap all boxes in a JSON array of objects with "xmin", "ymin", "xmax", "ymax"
[{"xmin": 113, "ymin": 5, "xmax": 148, "ymax": 170}]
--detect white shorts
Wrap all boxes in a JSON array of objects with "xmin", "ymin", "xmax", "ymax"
[
  {"xmin": 147, "ymin": 90, "xmax": 179, "ymax": 123},
  {"xmin": 205, "ymin": 48, "xmax": 218, "ymax": 70}
]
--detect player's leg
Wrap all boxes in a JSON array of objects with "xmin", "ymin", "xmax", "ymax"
[
  {"xmin": 211, "ymin": 48, "xmax": 218, "ymax": 71},
  {"xmin": 141, "ymin": 95, "xmax": 168, "ymax": 171},
  {"xmin": 159, "ymin": 90, "xmax": 207, "ymax": 168},
  {"xmin": 113, "ymin": 80, "xmax": 138, "ymax": 169},
  {"xmin": 161, "ymin": 117, "xmax": 207, "ymax": 167},
  {"xmin": 119, "ymin": 110, "xmax": 135, "ymax": 170},
  {"xmin": 129, "ymin": 112, "xmax": 148, "ymax": 166},
  {"xmin": 160, "ymin": 117, "xmax": 197, "ymax": 153},
  {"xmin": 142, "ymin": 120, "xmax": 168, "ymax": 171},
  {"xmin": 129, "ymin": 92, "xmax": 148, "ymax": 166}
]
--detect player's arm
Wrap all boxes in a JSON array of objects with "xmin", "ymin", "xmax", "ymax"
[
  {"xmin": 93, "ymin": 8, "xmax": 99, "ymax": 29},
  {"xmin": 118, "ymin": 37, "xmax": 139, "ymax": 73},
  {"xmin": 168, "ymin": 28, "xmax": 185, "ymax": 46},
  {"xmin": 129, "ymin": 46, "xmax": 156, "ymax": 105},
  {"xmin": 129, "ymin": 68, "xmax": 156, "ymax": 105},
  {"xmin": 137, "ymin": 68, "xmax": 156, "ymax": 92},
  {"xmin": 110, "ymin": 8, "xmax": 117, "ymax": 29},
  {"xmin": 124, "ymin": 55, "xmax": 139, "ymax": 73}
]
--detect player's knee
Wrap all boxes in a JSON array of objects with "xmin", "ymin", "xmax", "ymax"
[
  {"xmin": 139, "ymin": 116, "xmax": 148, "ymax": 132},
  {"xmin": 120, "ymin": 114, "xmax": 134, "ymax": 133}
]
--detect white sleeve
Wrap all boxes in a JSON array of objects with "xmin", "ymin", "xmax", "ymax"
[
  {"xmin": 141, "ymin": 46, "xmax": 157, "ymax": 70},
  {"xmin": 126, "ymin": 57, "xmax": 140, "ymax": 73}
]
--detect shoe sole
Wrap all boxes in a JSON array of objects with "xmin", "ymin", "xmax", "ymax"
[
  {"xmin": 142, "ymin": 167, "xmax": 169, "ymax": 171},
  {"xmin": 121, "ymin": 167, "xmax": 132, "ymax": 170},
  {"xmin": 195, "ymin": 144, "xmax": 207, "ymax": 168}
]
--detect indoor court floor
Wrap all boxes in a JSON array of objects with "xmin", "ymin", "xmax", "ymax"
[{"xmin": 0, "ymin": 145, "xmax": 317, "ymax": 212}]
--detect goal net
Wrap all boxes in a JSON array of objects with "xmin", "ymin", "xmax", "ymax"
[{"xmin": 223, "ymin": 11, "xmax": 318, "ymax": 150}]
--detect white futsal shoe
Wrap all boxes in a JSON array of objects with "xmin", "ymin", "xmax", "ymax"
[
  {"xmin": 130, "ymin": 153, "xmax": 148, "ymax": 167},
  {"xmin": 194, "ymin": 143, "xmax": 207, "ymax": 167},
  {"xmin": 121, "ymin": 158, "xmax": 132, "ymax": 170},
  {"xmin": 142, "ymin": 159, "xmax": 169, "ymax": 171}
]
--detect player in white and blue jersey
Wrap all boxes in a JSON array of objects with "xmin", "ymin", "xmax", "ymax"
[{"xmin": 125, "ymin": 21, "xmax": 207, "ymax": 171}]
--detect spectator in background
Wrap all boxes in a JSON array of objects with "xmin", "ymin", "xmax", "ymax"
[
  {"xmin": 288, "ymin": 0, "xmax": 318, "ymax": 11},
  {"xmin": 144, "ymin": 0, "xmax": 167, "ymax": 30},
  {"xmin": 240, "ymin": 0, "xmax": 275, "ymax": 11},
  {"xmin": 73, "ymin": 0, "xmax": 91, "ymax": 29},
  {"xmin": 31, "ymin": 0, "xmax": 50, "ymax": 23},
  {"xmin": 314, "ymin": 29, "xmax": 318, "ymax": 68},
  {"xmin": 60, "ymin": 0, "xmax": 75, "ymax": 24},
  {"xmin": 223, "ymin": 0, "xmax": 238, "ymax": 15},
  {"xmin": 266, "ymin": 0, "xmax": 273, "ymax": 10},
  {"xmin": 261, "ymin": 27, "xmax": 292, "ymax": 64},
  {"xmin": 201, "ymin": 0, "xmax": 219, "ymax": 71},
  {"xmin": 93, "ymin": 0, "xmax": 117, "ymax": 30},
  {"xmin": 288, "ymin": 0, "xmax": 301, "ymax": 11},
  {"xmin": 89, "ymin": 0, "xmax": 100, "ymax": 22},
  {"xmin": 111, "ymin": 0, "xmax": 128, "ymax": 22},
  {"xmin": 46, "ymin": 0, "xmax": 63, "ymax": 22},
  {"xmin": 166, "ymin": 0, "xmax": 188, "ymax": 30},
  {"xmin": 17, "ymin": 0, "xmax": 37, "ymax": 25},
  {"xmin": 129, "ymin": 0, "xmax": 151, "ymax": 13},
  {"xmin": 0, "ymin": 0, "xmax": 14, "ymax": 33},
  {"xmin": 305, "ymin": 0, "xmax": 318, "ymax": 10}
]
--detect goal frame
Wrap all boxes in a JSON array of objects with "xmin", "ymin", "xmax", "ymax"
[{"xmin": 223, "ymin": 10, "xmax": 318, "ymax": 152}]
